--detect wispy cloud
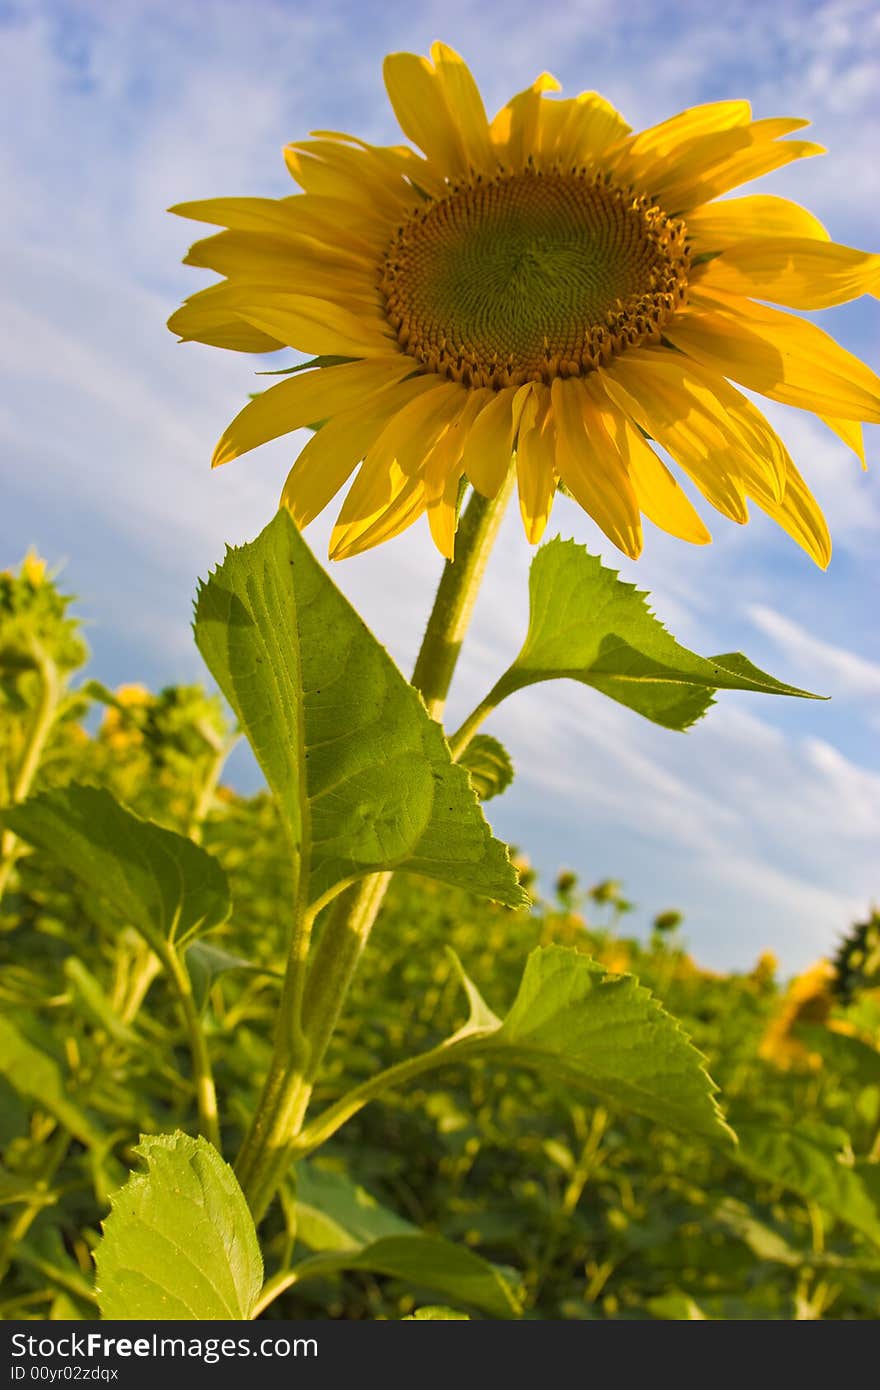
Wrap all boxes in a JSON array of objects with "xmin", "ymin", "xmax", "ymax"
[{"xmin": 749, "ymin": 605, "xmax": 880, "ymax": 698}]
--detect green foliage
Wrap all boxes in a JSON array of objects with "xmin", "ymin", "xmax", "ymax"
[
  {"xmin": 2, "ymin": 785, "xmax": 231, "ymax": 951},
  {"xmin": 295, "ymin": 1161, "xmax": 415, "ymax": 1250},
  {"xmin": 194, "ymin": 512, "xmax": 524, "ymax": 908},
  {"xmin": 488, "ymin": 539, "xmax": 820, "ymax": 730},
  {"xmin": 94, "ymin": 1134, "xmax": 262, "ymax": 1319},
  {"xmin": 459, "ymin": 946, "xmax": 732, "ymax": 1144},
  {"xmin": 735, "ymin": 1123, "xmax": 880, "ymax": 1248},
  {"xmin": 0, "ymin": 554, "xmax": 87, "ymax": 681},
  {"xmin": 290, "ymin": 1170, "xmax": 521, "ymax": 1319},
  {"xmin": 1, "ymin": 543, "xmax": 875, "ymax": 1324},
  {"xmin": 0, "ymin": 1015, "xmax": 104, "ymax": 1150},
  {"xmin": 458, "ymin": 735, "xmax": 515, "ymax": 801},
  {"xmin": 403, "ymin": 1306, "xmax": 470, "ymax": 1319},
  {"xmin": 293, "ymin": 1235, "xmax": 519, "ymax": 1319},
  {"xmin": 833, "ymin": 910, "xmax": 880, "ymax": 1001}
]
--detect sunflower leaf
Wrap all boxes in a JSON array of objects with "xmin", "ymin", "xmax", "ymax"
[
  {"xmin": 458, "ymin": 734, "xmax": 515, "ymax": 800},
  {"xmin": 291, "ymin": 1235, "xmax": 521, "ymax": 1319},
  {"xmin": 185, "ymin": 941, "xmax": 275, "ymax": 1013},
  {"xmin": 294, "ymin": 1159, "xmax": 519, "ymax": 1317},
  {"xmin": 295, "ymin": 1161, "xmax": 415, "ymax": 1252},
  {"xmin": 194, "ymin": 511, "xmax": 525, "ymax": 908},
  {"xmin": 0, "ymin": 785, "xmax": 231, "ymax": 951},
  {"xmin": 300, "ymin": 945, "xmax": 733, "ymax": 1152},
  {"xmin": 464, "ymin": 946, "xmax": 734, "ymax": 1144},
  {"xmin": 735, "ymin": 1122, "xmax": 880, "ymax": 1248},
  {"xmin": 0, "ymin": 1015, "xmax": 105, "ymax": 1150},
  {"xmin": 94, "ymin": 1133, "xmax": 262, "ymax": 1320},
  {"xmin": 486, "ymin": 538, "xmax": 821, "ymax": 730}
]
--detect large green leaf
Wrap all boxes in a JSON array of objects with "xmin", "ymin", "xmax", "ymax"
[
  {"xmin": 794, "ymin": 1026, "xmax": 880, "ymax": 1089},
  {"xmin": 484, "ymin": 539, "xmax": 820, "ymax": 731},
  {"xmin": 736, "ymin": 1123, "xmax": 880, "ymax": 1248},
  {"xmin": 465, "ymin": 946, "xmax": 733, "ymax": 1142},
  {"xmin": 298, "ymin": 946, "xmax": 733, "ymax": 1152},
  {"xmin": 1, "ymin": 785, "xmax": 230, "ymax": 950},
  {"xmin": 94, "ymin": 1133, "xmax": 263, "ymax": 1320},
  {"xmin": 0, "ymin": 1016, "xmax": 104, "ymax": 1149},
  {"xmin": 288, "ymin": 1162, "xmax": 519, "ymax": 1317},
  {"xmin": 295, "ymin": 1162, "xmax": 414, "ymax": 1252},
  {"xmin": 293, "ymin": 1237, "xmax": 520, "ymax": 1319},
  {"xmin": 194, "ymin": 510, "xmax": 524, "ymax": 907}
]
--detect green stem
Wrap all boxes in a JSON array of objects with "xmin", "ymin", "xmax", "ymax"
[
  {"xmin": 411, "ymin": 474, "xmax": 514, "ymax": 720},
  {"xmin": 162, "ymin": 945, "xmax": 221, "ymax": 1151},
  {"xmin": 188, "ymin": 735, "xmax": 239, "ymax": 843},
  {"xmin": 235, "ymin": 479, "xmax": 513, "ymax": 1220},
  {"xmin": 235, "ymin": 884, "xmax": 317, "ymax": 1217},
  {"xmin": 447, "ymin": 686, "xmax": 506, "ymax": 760},
  {"xmin": 0, "ymin": 1128, "xmax": 69, "ymax": 1285},
  {"xmin": 290, "ymin": 1035, "xmax": 486, "ymax": 1159},
  {"xmin": 0, "ymin": 644, "xmax": 60, "ymax": 902}
]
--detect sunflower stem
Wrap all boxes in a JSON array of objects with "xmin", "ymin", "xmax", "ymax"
[
  {"xmin": 160, "ymin": 942, "xmax": 222, "ymax": 1153},
  {"xmin": 235, "ymin": 477, "xmax": 514, "ymax": 1222},
  {"xmin": 411, "ymin": 474, "xmax": 514, "ymax": 721},
  {"xmin": 0, "ymin": 641, "xmax": 60, "ymax": 904}
]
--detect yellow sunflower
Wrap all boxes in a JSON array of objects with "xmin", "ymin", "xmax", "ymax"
[{"xmin": 168, "ymin": 43, "xmax": 880, "ymax": 565}]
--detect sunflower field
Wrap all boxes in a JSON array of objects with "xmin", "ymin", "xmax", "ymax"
[
  {"xmin": 2, "ymin": 555, "xmax": 880, "ymax": 1323},
  {"xmin": 3, "ymin": 26, "xmax": 880, "ymax": 1331}
]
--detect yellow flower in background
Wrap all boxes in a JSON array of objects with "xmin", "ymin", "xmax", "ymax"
[
  {"xmin": 758, "ymin": 958, "xmax": 836, "ymax": 1070},
  {"xmin": 21, "ymin": 549, "xmax": 47, "ymax": 587},
  {"xmin": 169, "ymin": 43, "xmax": 880, "ymax": 563},
  {"xmin": 99, "ymin": 683, "xmax": 152, "ymax": 752}
]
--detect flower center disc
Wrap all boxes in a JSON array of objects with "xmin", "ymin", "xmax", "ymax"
[{"xmin": 380, "ymin": 171, "xmax": 690, "ymax": 389}]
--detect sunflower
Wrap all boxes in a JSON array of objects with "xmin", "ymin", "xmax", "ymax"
[
  {"xmin": 758, "ymin": 959, "xmax": 837, "ymax": 1070},
  {"xmin": 169, "ymin": 43, "xmax": 880, "ymax": 565}
]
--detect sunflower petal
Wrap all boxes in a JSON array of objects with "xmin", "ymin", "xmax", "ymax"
[
  {"xmin": 283, "ymin": 139, "xmax": 412, "ymax": 215},
  {"xmin": 169, "ymin": 197, "xmax": 304, "ymax": 236},
  {"xmin": 598, "ymin": 399, "xmax": 711, "ymax": 544},
  {"xmin": 460, "ymin": 388, "xmax": 519, "ymax": 497},
  {"xmin": 427, "ymin": 466, "xmax": 465, "ymax": 559},
  {"xmin": 430, "ymin": 43, "xmax": 495, "ymax": 173},
  {"xmin": 668, "ymin": 291, "xmax": 880, "ymax": 422},
  {"xmin": 183, "ymin": 230, "xmax": 381, "ymax": 301},
  {"xmin": 612, "ymin": 101, "xmax": 751, "ymax": 187},
  {"xmin": 334, "ymin": 474, "xmax": 428, "ymax": 559},
  {"xmin": 820, "ymin": 416, "xmax": 866, "ymax": 468},
  {"xmin": 751, "ymin": 458, "xmax": 831, "ymax": 568},
  {"xmin": 213, "ymin": 358, "xmax": 413, "ymax": 467},
  {"xmin": 541, "ymin": 92, "xmax": 631, "ymax": 166},
  {"xmin": 551, "ymin": 378, "xmax": 643, "ymax": 557},
  {"xmin": 281, "ymin": 375, "xmax": 440, "ymax": 527},
  {"xmin": 168, "ymin": 285, "xmax": 285, "ymax": 353},
  {"xmin": 383, "ymin": 51, "xmax": 469, "ymax": 171},
  {"xmin": 515, "ymin": 386, "xmax": 557, "ymax": 543},
  {"xmin": 423, "ymin": 390, "xmax": 492, "ymax": 495},
  {"xmin": 663, "ymin": 138, "xmax": 824, "ymax": 211},
  {"xmin": 696, "ymin": 237, "xmax": 880, "ymax": 309},
  {"xmin": 599, "ymin": 357, "xmax": 751, "ymax": 523},
  {"xmin": 368, "ymin": 382, "xmax": 469, "ymax": 484},
  {"xmin": 490, "ymin": 72, "xmax": 562, "ymax": 168},
  {"xmin": 686, "ymin": 194, "xmax": 829, "ymax": 248},
  {"xmin": 309, "ymin": 131, "xmax": 449, "ymax": 197},
  {"xmin": 237, "ymin": 294, "xmax": 395, "ymax": 357},
  {"xmin": 329, "ymin": 450, "xmax": 426, "ymax": 559}
]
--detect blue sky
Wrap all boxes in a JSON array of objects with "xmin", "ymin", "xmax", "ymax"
[{"xmin": 1, "ymin": 0, "xmax": 878, "ymax": 970}]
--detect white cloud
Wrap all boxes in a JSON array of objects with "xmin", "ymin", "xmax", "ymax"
[{"xmin": 748, "ymin": 604, "xmax": 880, "ymax": 698}]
